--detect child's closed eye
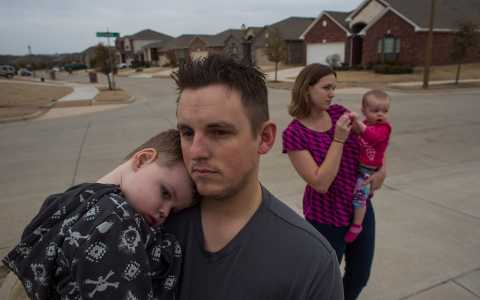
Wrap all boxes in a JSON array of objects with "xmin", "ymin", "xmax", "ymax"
[{"xmin": 161, "ymin": 186, "xmax": 172, "ymax": 200}]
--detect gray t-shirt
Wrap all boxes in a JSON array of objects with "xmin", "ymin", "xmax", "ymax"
[{"xmin": 165, "ymin": 186, "xmax": 343, "ymax": 299}]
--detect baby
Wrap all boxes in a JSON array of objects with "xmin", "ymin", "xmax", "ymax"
[
  {"xmin": 3, "ymin": 129, "xmax": 195, "ymax": 300},
  {"xmin": 346, "ymin": 90, "xmax": 392, "ymax": 243}
]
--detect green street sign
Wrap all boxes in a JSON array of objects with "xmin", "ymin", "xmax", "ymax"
[{"xmin": 96, "ymin": 32, "xmax": 120, "ymax": 38}]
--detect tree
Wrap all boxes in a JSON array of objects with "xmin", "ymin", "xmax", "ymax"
[
  {"xmin": 94, "ymin": 43, "xmax": 118, "ymax": 90},
  {"xmin": 450, "ymin": 21, "xmax": 479, "ymax": 84},
  {"xmin": 264, "ymin": 27, "xmax": 287, "ymax": 82},
  {"xmin": 326, "ymin": 54, "xmax": 341, "ymax": 69}
]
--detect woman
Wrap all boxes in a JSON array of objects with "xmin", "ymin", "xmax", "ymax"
[{"xmin": 282, "ymin": 64, "xmax": 385, "ymax": 300}]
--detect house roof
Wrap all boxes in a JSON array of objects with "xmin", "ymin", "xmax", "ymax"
[
  {"xmin": 271, "ymin": 17, "xmax": 316, "ymax": 40},
  {"xmin": 208, "ymin": 29, "xmax": 244, "ymax": 47},
  {"xmin": 382, "ymin": 0, "xmax": 480, "ymax": 30},
  {"xmin": 325, "ymin": 11, "xmax": 351, "ymax": 31},
  {"xmin": 300, "ymin": 10, "xmax": 352, "ymax": 39},
  {"xmin": 251, "ymin": 16, "xmax": 315, "ymax": 47},
  {"xmin": 126, "ymin": 29, "xmax": 174, "ymax": 40},
  {"xmin": 162, "ymin": 34, "xmax": 212, "ymax": 50},
  {"xmin": 142, "ymin": 39, "xmax": 171, "ymax": 49}
]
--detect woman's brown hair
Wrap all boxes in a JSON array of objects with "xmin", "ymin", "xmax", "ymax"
[{"xmin": 288, "ymin": 64, "xmax": 336, "ymax": 118}]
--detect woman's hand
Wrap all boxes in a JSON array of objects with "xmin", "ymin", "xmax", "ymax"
[
  {"xmin": 364, "ymin": 165, "xmax": 386, "ymax": 191},
  {"xmin": 334, "ymin": 113, "xmax": 352, "ymax": 143}
]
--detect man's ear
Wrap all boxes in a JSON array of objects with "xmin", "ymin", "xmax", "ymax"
[
  {"xmin": 132, "ymin": 148, "xmax": 158, "ymax": 170},
  {"xmin": 257, "ymin": 121, "xmax": 276, "ymax": 155}
]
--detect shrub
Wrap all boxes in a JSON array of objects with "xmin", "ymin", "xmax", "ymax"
[
  {"xmin": 373, "ymin": 64, "xmax": 413, "ymax": 74},
  {"xmin": 326, "ymin": 54, "xmax": 341, "ymax": 69},
  {"xmin": 130, "ymin": 60, "xmax": 142, "ymax": 69}
]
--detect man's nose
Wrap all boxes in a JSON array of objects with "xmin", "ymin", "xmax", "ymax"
[{"xmin": 190, "ymin": 133, "xmax": 210, "ymax": 159}]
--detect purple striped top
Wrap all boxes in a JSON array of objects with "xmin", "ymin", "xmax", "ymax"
[{"xmin": 282, "ymin": 104, "xmax": 360, "ymax": 227}]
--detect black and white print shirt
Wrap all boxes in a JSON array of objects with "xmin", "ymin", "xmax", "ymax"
[{"xmin": 3, "ymin": 183, "xmax": 182, "ymax": 300}]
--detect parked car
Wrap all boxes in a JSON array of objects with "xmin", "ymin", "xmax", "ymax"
[
  {"xmin": 17, "ymin": 68, "xmax": 33, "ymax": 76},
  {"xmin": 51, "ymin": 67, "xmax": 60, "ymax": 72},
  {"xmin": 0, "ymin": 65, "xmax": 15, "ymax": 78},
  {"xmin": 117, "ymin": 63, "xmax": 129, "ymax": 69},
  {"xmin": 63, "ymin": 63, "xmax": 87, "ymax": 72}
]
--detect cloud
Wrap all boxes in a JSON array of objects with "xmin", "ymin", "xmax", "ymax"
[{"xmin": 0, "ymin": 0, "xmax": 359, "ymax": 55}]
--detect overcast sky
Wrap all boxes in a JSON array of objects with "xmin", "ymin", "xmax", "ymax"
[{"xmin": 1, "ymin": 0, "xmax": 360, "ymax": 55}]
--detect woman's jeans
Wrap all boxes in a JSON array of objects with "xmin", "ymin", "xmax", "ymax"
[{"xmin": 308, "ymin": 202, "xmax": 375, "ymax": 300}]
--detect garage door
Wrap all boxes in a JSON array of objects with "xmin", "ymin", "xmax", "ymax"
[
  {"xmin": 190, "ymin": 51, "xmax": 208, "ymax": 61},
  {"xmin": 306, "ymin": 42, "xmax": 345, "ymax": 65}
]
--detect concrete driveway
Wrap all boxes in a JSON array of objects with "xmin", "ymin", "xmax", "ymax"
[{"xmin": 1, "ymin": 73, "xmax": 479, "ymax": 299}]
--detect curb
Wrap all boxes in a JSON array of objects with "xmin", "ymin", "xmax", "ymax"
[
  {"xmin": 94, "ymin": 95, "xmax": 136, "ymax": 106},
  {"xmin": 0, "ymin": 100, "xmax": 57, "ymax": 124},
  {"xmin": 0, "ymin": 96, "xmax": 136, "ymax": 124}
]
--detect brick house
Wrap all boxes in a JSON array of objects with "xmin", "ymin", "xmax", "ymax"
[
  {"xmin": 158, "ymin": 34, "xmax": 212, "ymax": 65},
  {"xmin": 115, "ymin": 29, "xmax": 173, "ymax": 65},
  {"xmin": 301, "ymin": 0, "xmax": 480, "ymax": 66},
  {"xmin": 207, "ymin": 29, "xmax": 245, "ymax": 62},
  {"xmin": 155, "ymin": 29, "xmax": 249, "ymax": 65},
  {"xmin": 248, "ymin": 17, "xmax": 315, "ymax": 65}
]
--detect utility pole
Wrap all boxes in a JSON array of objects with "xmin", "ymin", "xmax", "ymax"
[
  {"xmin": 422, "ymin": 0, "xmax": 436, "ymax": 89},
  {"xmin": 106, "ymin": 28, "xmax": 116, "ymax": 90},
  {"xmin": 96, "ymin": 30, "xmax": 120, "ymax": 90}
]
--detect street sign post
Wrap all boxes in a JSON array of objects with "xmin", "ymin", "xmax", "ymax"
[
  {"xmin": 96, "ymin": 30, "xmax": 120, "ymax": 89},
  {"xmin": 96, "ymin": 32, "xmax": 120, "ymax": 38}
]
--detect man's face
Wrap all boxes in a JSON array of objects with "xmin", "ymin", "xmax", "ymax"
[{"xmin": 177, "ymin": 84, "xmax": 261, "ymax": 200}]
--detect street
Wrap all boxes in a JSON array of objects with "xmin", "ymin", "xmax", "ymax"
[{"xmin": 1, "ymin": 74, "xmax": 480, "ymax": 299}]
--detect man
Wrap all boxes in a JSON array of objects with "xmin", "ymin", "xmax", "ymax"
[{"xmin": 166, "ymin": 55, "xmax": 343, "ymax": 299}]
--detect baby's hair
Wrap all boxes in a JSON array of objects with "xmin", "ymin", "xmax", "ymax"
[
  {"xmin": 362, "ymin": 89, "xmax": 390, "ymax": 108},
  {"xmin": 124, "ymin": 129, "xmax": 182, "ymax": 165}
]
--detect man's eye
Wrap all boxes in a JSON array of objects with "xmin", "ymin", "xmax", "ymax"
[
  {"xmin": 213, "ymin": 129, "xmax": 229, "ymax": 136},
  {"xmin": 179, "ymin": 127, "xmax": 194, "ymax": 138}
]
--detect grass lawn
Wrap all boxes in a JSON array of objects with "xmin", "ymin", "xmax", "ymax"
[
  {"xmin": 273, "ymin": 63, "xmax": 480, "ymax": 90},
  {"xmin": 0, "ymin": 82, "xmax": 72, "ymax": 119},
  {"xmin": 94, "ymin": 87, "xmax": 130, "ymax": 104},
  {"xmin": 336, "ymin": 63, "xmax": 480, "ymax": 84}
]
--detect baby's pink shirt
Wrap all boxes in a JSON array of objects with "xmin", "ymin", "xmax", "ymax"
[{"xmin": 358, "ymin": 121, "xmax": 392, "ymax": 168}]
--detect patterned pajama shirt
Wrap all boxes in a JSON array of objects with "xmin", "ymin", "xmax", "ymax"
[{"xmin": 3, "ymin": 183, "xmax": 182, "ymax": 300}]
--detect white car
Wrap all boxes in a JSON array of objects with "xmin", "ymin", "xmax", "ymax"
[
  {"xmin": 17, "ymin": 68, "xmax": 33, "ymax": 76},
  {"xmin": 0, "ymin": 65, "xmax": 15, "ymax": 78},
  {"xmin": 117, "ymin": 63, "xmax": 129, "ymax": 69}
]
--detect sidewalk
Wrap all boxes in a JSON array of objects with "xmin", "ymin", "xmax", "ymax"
[
  {"xmin": 55, "ymin": 83, "xmax": 99, "ymax": 107},
  {"xmin": 389, "ymin": 78, "xmax": 480, "ymax": 87},
  {"xmin": 0, "ymin": 78, "xmax": 133, "ymax": 123},
  {"xmin": 264, "ymin": 67, "xmax": 480, "ymax": 87}
]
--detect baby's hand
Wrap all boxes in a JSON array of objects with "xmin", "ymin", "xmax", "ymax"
[
  {"xmin": 347, "ymin": 112, "xmax": 359, "ymax": 121},
  {"xmin": 347, "ymin": 112, "xmax": 364, "ymax": 134}
]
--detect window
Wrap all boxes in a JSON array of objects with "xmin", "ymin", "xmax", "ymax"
[
  {"xmin": 377, "ymin": 36, "xmax": 400, "ymax": 62},
  {"xmin": 322, "ymin": 20, "xmax": 327, "ymax": 27}
]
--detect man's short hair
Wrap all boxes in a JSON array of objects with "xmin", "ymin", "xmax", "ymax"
[
  {"xmin": 171, "ymin": 55, "xmax": 269, "ymax": 135},
  {"xmin": 125, "ymin": 129, "xmax": 182, "ymax": 164}
]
